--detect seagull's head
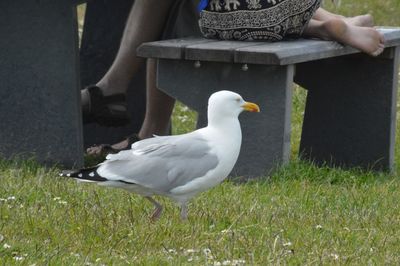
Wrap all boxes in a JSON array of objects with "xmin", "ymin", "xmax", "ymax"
[{"xmin": 208, "ymin": 90, "xmax": 260, "ymax": 121}]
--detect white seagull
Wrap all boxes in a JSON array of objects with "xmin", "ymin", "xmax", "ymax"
[{"xmin": 60, "ymin": 90, "xmax": 260, "ymax": 220}]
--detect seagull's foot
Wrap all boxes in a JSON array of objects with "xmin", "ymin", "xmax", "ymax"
[
  {"xmin": 150, "ymin": 206, "xmax": 163, "ymax": 222},
  {"xmin": 145, "ymin": 196, "xmax": 163, "ymax": 222},
  {"xmin": 180, "ymin": 203, "xmax": 188, "ymax": 221}
]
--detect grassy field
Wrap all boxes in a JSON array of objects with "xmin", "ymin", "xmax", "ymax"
[{"xmin": 1, "ymin": 0, "xmax": 400, "ymax": 265}]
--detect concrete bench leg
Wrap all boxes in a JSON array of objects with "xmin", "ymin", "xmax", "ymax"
[
  {"xmin": 0, "ymin": 1, "xmax": 83, "ymax": 167},
  {"xmin": 295, "ymin": 48, "xmax": 399, "ymax": 171},
  {"xmin": 157, "ymin": 59, "xmax": 294, "ymax": 178}
]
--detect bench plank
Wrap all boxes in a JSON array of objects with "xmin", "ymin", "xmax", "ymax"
[
  {"xmin": 185, "ymin": 41, "xmax": 265, "ymax": 63},
  {"xmin": 235, "ymin": 39, "xmax": 355, "ymax": 65},
  {"xmin": 138, "ymin": 28, "xmax": 400, "ymax": 65},
  {"xmin": 137, "ymin": 37, "xmax": 214, "ymax": 60}
]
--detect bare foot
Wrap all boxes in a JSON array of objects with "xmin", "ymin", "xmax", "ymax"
[
  {"xmin": 344, "ymin": 14, "xmax": 374, "ymax": 27},
  {"xmin": 322, "ymin": 19, "xmax": 385, "ymax": 56}
]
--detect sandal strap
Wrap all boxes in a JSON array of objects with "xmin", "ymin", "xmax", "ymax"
[
  {"xmin": 87, "ymin": 134, "xmax": 142, "ymax": 156},
  {"xmin": 82, "ymin": 85, "xmax": 130, "ymax": 127},
  {"xmin": 102, "ymin": 94, "xmax": 126, "ymax": 104}
]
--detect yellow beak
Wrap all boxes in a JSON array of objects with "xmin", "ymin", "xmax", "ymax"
[{"xmin": 242, "ymin": 101, "xmax": 260, "ymax": 112}]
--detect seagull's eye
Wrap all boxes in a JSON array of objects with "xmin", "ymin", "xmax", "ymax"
[{"xmin": 236, "ymin": 98, "xmax": 241, "ymax": 102}]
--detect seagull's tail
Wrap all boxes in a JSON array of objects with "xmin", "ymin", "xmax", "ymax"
[{"xmin": 59, "ymin": 167, "xmax": 107, "ymax": 183}]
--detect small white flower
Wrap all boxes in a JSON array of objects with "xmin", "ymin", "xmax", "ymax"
[
  {"xmin": 178, "ymin": 115, "xmax": 189, "ymax": 123},
  {"xmin": 53, "ymin": 197, "xmax": 61, "ymax": 201},
  {"xmin": 315, "ymin": 225, "xmax": 323, "ymax": 229},
  {"xmin": 0, "ymin": 234, "xmax": 4, "ymax": 242},
  {"xmin": 222, "ymin": 260, "xmax": 231, "ymax": 265},
  {"xmin": 13, "ymin": 256, "xmax": 24, "ymax": 261},
  {"xmin": 232, "ymin": 259, "xmax": 246, "ymax": 265},
  {"xmin": 58, "ymin": 201, "xmax": 68, "ymax": 205},
  {"xmin": 3, "ymin": 243, "xmax": 11, "ymax": 249},
  {"xmin": 7, "ymin": 196, "xmax": 16, "ymax": 201},
  {"xmin": 214, "ymin": 262, "xmax": 222, "ymax": 266},
  {"xmin": 283, "ymin": 242, "xmax": 292, "ymax": 247},
  {"xmin": 330, "ymin": 253, "xmax": 339, "ymax": 260},
  {"xmin": 184, "ymin": 249, "xmax": 197, "ymax": 254}
]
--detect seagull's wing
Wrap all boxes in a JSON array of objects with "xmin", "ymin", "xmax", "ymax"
[{"xmin": 96, "ymin": 132, "xmax": 219, "ymax": 193}]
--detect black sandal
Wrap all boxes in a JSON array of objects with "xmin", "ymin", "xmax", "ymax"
[
  {"xmin": 86, "ymin": 133, "xmax": 141, "ymax": 156},
  {"xmin": 82, "ymin": 85, "xmax": 130, "ymax": 127}
]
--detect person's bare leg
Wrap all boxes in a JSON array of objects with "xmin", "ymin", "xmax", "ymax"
[
  {"xmin": 304, "ymin": 18, "xmax": 385, "ymax": 56},
  {"xmin": 87, "ymin": 59, "xmax": 175, "ymax": 154},
  {"xmin": 313, "ymin": 8, "xmax": 374, "ymax": 27},
  {"xmin": 138, "ymin": 59, "xmax": 175, "ymax": 139},
  {"xmin": 95, "ymin": 0, "xmax": 175, "ymax": 96}
]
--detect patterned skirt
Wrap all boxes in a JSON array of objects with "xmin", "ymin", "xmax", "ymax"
[{"xmin": 199, "ymin": 0, "xmax": 322, "ymax": 41}]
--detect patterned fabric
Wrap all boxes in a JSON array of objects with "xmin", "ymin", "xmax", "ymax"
[{"xmin": 199, "ymin": 0, "xmax": 321, "ymax": 41}]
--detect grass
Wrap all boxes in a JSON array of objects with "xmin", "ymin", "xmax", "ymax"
[
  {"xmin": 1, "ymin": 0, "xmax": 400, "ymax": 264},
  {"xmin": 1, "ymin": 160, "xmax": 400, "ymax": 264}
]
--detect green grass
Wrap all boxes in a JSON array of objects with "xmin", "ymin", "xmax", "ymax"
[
  {"xmin": 1, "ymin": 160, "xmax": 400, "ymax": 264},
  {"xmin": 1, "ymin": 0, "xmax": 400, "ymax": 264}
]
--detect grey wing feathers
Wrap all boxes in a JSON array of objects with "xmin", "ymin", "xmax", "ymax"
[{"xmin": 97, "ymin": 133, "xmax": 219, "ymax": 193}]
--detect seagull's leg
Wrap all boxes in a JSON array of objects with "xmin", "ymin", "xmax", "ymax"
[
  {"xmin": 145, "ymin": 196, "xmax": 163, "ymax": 221},
  {"xmin": 180, "ymin": 202, "xmax": 188, "ymax": 220}
]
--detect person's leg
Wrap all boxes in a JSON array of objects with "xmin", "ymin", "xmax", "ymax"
[
  {"xmin": 313, "ymin": 7, "xmax": 374, "ymax": 27},
  {"xmin": 303, "ymin": 18, "xmax": 385, "ymax": 56},
  {"xmin": 96, "ymin": 0, "xmax": 175, "ymax": 96},
  {"xmin": 138, "ymin": 59, "xmax": 175, "ymax": 139},
  {"xmin": 82, "ymin": 0, "xmax": 176, "ymax": 127},
  {"xmin": 87, "ymin": 59, "xmax": 175, "ymax": 155}
]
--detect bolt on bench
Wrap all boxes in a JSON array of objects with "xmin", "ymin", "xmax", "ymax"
[{"xmin": 137, "ymin": 28, "xmax": 400, "ymax": 178}]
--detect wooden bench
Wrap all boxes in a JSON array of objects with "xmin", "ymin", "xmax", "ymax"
[{"xmin": 137, "ymin": 28, "xmax": 400, "ymax": 177}]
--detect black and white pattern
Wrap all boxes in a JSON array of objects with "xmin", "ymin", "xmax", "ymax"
[{"xmin": 199, "ymin": 0, "xmax": 321, "ymax": 41}]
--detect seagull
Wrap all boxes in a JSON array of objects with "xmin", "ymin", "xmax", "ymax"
[{"xmin": 60, "ymin": 90, "xmax": 260, "ymax": 220}]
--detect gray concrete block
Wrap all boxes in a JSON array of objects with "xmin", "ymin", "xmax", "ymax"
[
  {"xmin": 0, "ymin": 0, "xmax": 83, "ymax": 167},
  {"xmin": 296, "ymin": 48, "xmax": 400, "ymax": 171}
]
